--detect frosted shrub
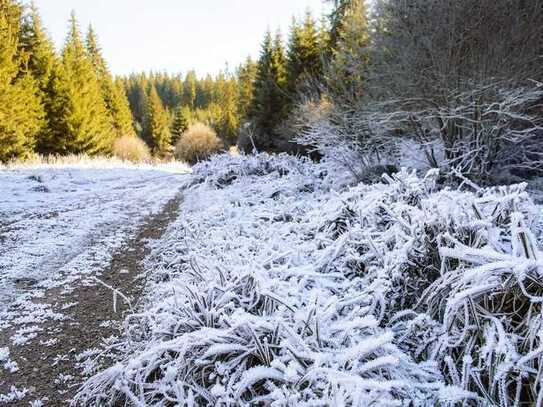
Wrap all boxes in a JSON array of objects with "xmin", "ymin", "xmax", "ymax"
[
  {"xmin": 174, "ymin": 122, "xmax": 223, "ymax": 164},
  {"xmin": 76, "ymin": 153, "xmax": 542, "ymax": 406},
  {"xmin": 112, "ymin": 135, "xmax": 151, "ymax": 162}
]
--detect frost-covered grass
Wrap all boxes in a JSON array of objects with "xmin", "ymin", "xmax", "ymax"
[
  {"xmin": 0, "ymin": 160, "xmax": 189, "ymax": 335},
  {"xmin": 1, "ymin": 153, "xmax": 190, "ymax": 173},
  {"xmin": 76, "ymin": 153, "xmax": 543, "ymax": 406}
]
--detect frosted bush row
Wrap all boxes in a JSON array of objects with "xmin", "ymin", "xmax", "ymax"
[{"xmin": 76, "ymin": 153, "xmax": 542, "ymax": 406}]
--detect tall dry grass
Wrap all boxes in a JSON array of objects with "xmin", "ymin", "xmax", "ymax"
[
  {"xmin": 112, "ymin": 135, "xmax": 151, "ymax": 163},
  {"xmin": 174, "ymin": 123, "xmax": 222, "ymax": 164}
]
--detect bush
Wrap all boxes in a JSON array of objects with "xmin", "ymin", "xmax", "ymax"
[
  {"xmin": 112, "ymin": 135, "xmax": 151, "ymax": 163},
  {"xmin": 174, "ymin": 123, "xmax": 222, "ymax": 164}
]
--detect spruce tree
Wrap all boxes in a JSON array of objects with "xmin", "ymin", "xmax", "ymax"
[
  {"xmin": 248, "ymin": 30, "xmax": 288, "ymax": 144},
  {"xmin": 143, "ymin": 85, "xmax": 171, "ymax": 156},
  {"xmin": 271, "ymin": 30, "xmax": 287, "ymax": 92},
  {"xmin": 286, "ymin": 12, "xmax": 323, "ymax": 99},
  {"xmin": 0, "ymin": 0, "xmax": 44, "ymax": 161},
  {"xmin": 171, "ymin": 105, "xmax": 189, "ymax": 146},
  {"xmin": 327, "ymin": 0, "xmax": 370, "ymax": 103},
  {"xmin": 86, "ymin": 26, "xmax": 134, "ymax": 138},
  {"xmin": 130, "ymin": 76, "xmax": 148, "ymax": 129},
  {"xmin": 46, "ymin": 12, "xmax": 114, "ymax": 155},
  {"xmin": 236, "ymin": 56, "xmax": 257, "ymax": 121},
  {"xmin": 286, "ymin": 19, "xmax": 303, "ymax": 96},
  {"xmin": 19, "ymin": 2, "xmax": 59, "ymax": 154},
  {"xmin": 217, "ymin": 73, "xmax": 239, "ymax": 145},
  {"xmin": 182, "ymin": 70, "xmax": 197, "ymax": 109},
  {"xmin": 197, "ymin": 74, "xmax": 214, "ymax": 108},
  {"xmin": 19, "ymin": 3, "xmax": 56, "ymax": 96}
]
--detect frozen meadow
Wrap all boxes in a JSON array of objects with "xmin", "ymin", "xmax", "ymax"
[
  {"xmin": 73, "ymin": 153, "xmax": 543, "ymax": 406},
  {"xmin": 0, "ymin": 158, "xmax": 189, "ymax": 403},
  {"xmin": 1, "ymin": 153, "xmax": 543, "ymax": 405}
]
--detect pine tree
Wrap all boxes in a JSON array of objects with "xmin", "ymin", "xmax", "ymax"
[
  {"xmin": 17, "ymin": 1, "xmax": 56, "ymax": 155},
  {"xmin": 19, "ymin": 2, "xmax": 56, "ymax": 96},
  {"xmin": 317, "ymin": 14, "xmax": 331, "ymax": 60},
  {"xmin": 286, "ymin": 12, "xmax": 323, "ymax": 100},
  {"xmin": 143, "ymin": 85, "xmax": 171, "ymax": 156},
  {"xmin": 248, "ymin": 30, "xmax": 288, "ymax": 144},
  {"xmin": 129, "ymin": 75, "xmax": 148, "ymax": 128},
  {"xmin": 86, "ymin": 26, "xmax": 134, "ymax": 138},
  {"xmin": 46, "ymin": 12, "xmax": 114, "ymax": 155},
  {"xmin": 236, "ymin": 56, "xmax": 257, "ymax": 121},
  {"xmin": 171, "ymin": 104, "xmax": 188, "ymax": 146},
  {"xmin": 271, "ymin": 30, "xmax": 287, "ymax": 91},
  {"xmin": 217, "ymin": 72, "xmax": 239, "ymax": 145},
  {"xmin": 286, "ymin": 18, "xmax": 303, "ymax": 96},
  {"xmin": 182, "ymin": 70, "xmax": 197, "ymax": 109},
  {"xmin": 327, "ymin": 0, "xmax": 370, "ymax": 103},
  {"xmin": 197, "ymin": 74, "xmax": 214, "ymax": 108},
  {"xmin": 0, "ymin": 0, "xmax": 44, "ymax": 161},
  {"xmin": 327, "ymin": 0, "xmax": 352, "ymax": 50}
]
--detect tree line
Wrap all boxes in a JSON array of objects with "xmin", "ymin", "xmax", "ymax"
[
  {"xmin": 0, "ymin": 0, "xmax": 368, "ymax": 162},
  {"xmin": 0, "ymin": 0, "xmax": 134, "ymax": 162},
  {"xmin": 120, "ymin": 65, "xmax": 253, "ymax": 153},
  {"xmin": 3, "ymin": 0, "xmax": 541, "ymax": 177},
  {"xmin": 118, "ymin": 9, "xmax": 338, "ymax": 155}
]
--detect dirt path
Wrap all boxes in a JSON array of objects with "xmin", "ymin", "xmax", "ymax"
[{"xmin": 0, "ymin": 194, "xmax": 183, "ymax": 406}]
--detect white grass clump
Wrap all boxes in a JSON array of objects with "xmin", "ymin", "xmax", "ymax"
[
  {"xmin": 75, "ymin": 153, "xmax": 542, "ymax": 406},
  {"xmin": 1, "ymin": 154, "xmax": 191, "ymax": 173}
]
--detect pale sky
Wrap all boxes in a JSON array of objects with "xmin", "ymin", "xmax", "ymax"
[{"xmin": 30, "ymin": 0, "xmax": 330, "ymax": 77}]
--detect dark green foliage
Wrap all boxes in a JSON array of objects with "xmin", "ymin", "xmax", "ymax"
[
  {"xmin": 182, "ymin": 70, "xmax": 197, "ymax": 109},
  {"xmin": 237, "ymin": 56, "xmax": 257, "ymax": 121},
  {"xmin": 142, "ymin": 85, "xmax": 171, "ymax": 156},
  {"xmin": 0, "ymin": 0, "xmax": 44, "ymax": 162},
  {"xmin": 326, "ymin": 0, "xmax": 370, "ymax": 104},
  {"xmin": 86, "ymin": 26, "xmax": 134, "ymax": 138},
  {"xmin": 1, "ymin": 4, "xmax": 134, "ymax": 160},
  {"xmin": 171, "ymin": 105, "xmax": 189, "ymax": 146},
  {"xmin": 121, "ymin": 67, "xmax": 250, "ymax": 146},
  {"xmin": 286, "ymin": 12, "xmax": 323, "ymax": 99},
  {"xmin": 45, "ymin": 13, "xmax": 115, "ymax": 155},
  {"xmin": 247, "ymin": 30, "xmax": 288, "ymax": 146},
  {"xmin": 18, "ymin": 2, "xmax": 58, "ymax": 154}
]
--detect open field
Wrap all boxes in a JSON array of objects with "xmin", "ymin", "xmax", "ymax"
[{"xmin": 0, "ymin": 159, "xmax": 189, "ymax": 404}]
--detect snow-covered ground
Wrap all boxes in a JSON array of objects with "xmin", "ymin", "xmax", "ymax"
[
  {"xmin": 74, "ymin": 153, "xmax": 543, "ymax": 406},
  {"xmin": 0, "ymin": 160, "xmax": 189, "ymax": 329},
  {"xmin": 2, "ymin": 153, "xmax": 542, "ymax": 406}
]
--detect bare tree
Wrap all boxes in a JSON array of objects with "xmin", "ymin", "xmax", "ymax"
[{"xmin": 365, "ymin": 0, "xmax": 543, "ymax": 176}]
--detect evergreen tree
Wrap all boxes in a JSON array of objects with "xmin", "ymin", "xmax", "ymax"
[
  {"xmin": 327, "ymin": 0, "xmax": 370, "ymax": 103},
  {"xmin": 86, "ymin": 26, "xmax": 134, "ymax": 137},
  {"xmin": 19, "ymin": 2, "xmax": 56, "ymax": 96},
  {"xmin": 128, "ymin": 75, "xmax": 148, "ymax": 128},
  {"xmin": 171, "ymin": 104, "xmax": 189, "ymax": 146},
  {"xmin": 248, "ymin": 30, "xmax": 288, "ymax": 143},
  {"xmin": 286, "ymin": 18, "xmax": 303, "ymax": 96},
  {"xmin": 286, "ymin": 12, "xmax": 322, "ymax": 99},
  {"xmin": 272, "ymin": 30, "xmax": 287, "ymax": 91},
  {"xmin": 216, "ymin": 71, "xmax": 239, "ymax": 145},
  {"xmin": 0, "ymin": 0, "xmax": 44, "ymax": 161},
  {"xmin": 326, "ymin": 0, "xmax": 353, "ymax": 50},
  {"xmin": 197, "ymin": 73, "xmax": 214, "ymax": 108},
  {"xmin": 46, "ymin": 12, "xmax": 114, "ymax": 155},
  {"xmin": 317, "ymin": 14, "xmax": 331, "ymax": 60},
  {"xmin": 143, "ymin": 85, "xmax": 171, "ymax": 156},
  {"xmin": 182, "ymin": 70, "xmax": 197, "ymax": 109},
  {"xmin": 18, "ymin": 1, "xmax": 57, "ymax": 154},
  {"xmin": 236, "ymin": 56, "xmax": 257, "ymax": 120}
]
